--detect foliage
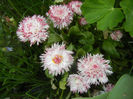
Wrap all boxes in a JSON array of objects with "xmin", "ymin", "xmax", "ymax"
[{"xmin": 0, "ymin": 0, "xmax": 133, "ymax": 99}]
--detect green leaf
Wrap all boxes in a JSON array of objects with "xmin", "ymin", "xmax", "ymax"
[
  {"xmin": 83, "ymin": 45, "xmax": 93, "ymax": 52},
  {"xmin": 108, "ymin": 74, "xmax": 133, "ymax": 99},
  {"xmin": 55, "ymin": 0, "xmax": 63, "ymax": 3},
  {"xmin": 47, "ymin": 33, "xmax": 62, "ymax": 44},
  {"xmin": 81, "ymin": 0, "xmax": 124, "ymax": 30},
  {"xmin": 45, "ymin": 69, "xmax": 54, "ymax": 79},
  {"xmin": 76, "ymin": 48, "xmax": 86, "ymax": 58},
  {"xmin": 97, "ymin": 8, "xmax": 124, "ymax": 30},
  {"xmin": 120, "ymin": 0, "xmax": 133, "ymax": 37},
  {"xmin": 67, "ymin": 43, "xmax": 75, "ymax": 51},
  {"xmin": 79, "ymin": 32, "xmax": 95, "ymax": 45},
  {"xmin": 81, "ymin": 0, "xmax": 114, "ymax": 23},
  {"xmin": 102, "ymin": 40, "xmax": 120, "ymax": 57},
  {"xmin": 73, "ymin": 92, "xmax": 109, "ymax": 99},
  {"xmin": 59, "ymin": 81, "xmax": 67, "ymax": 90},
  {"xmin": 59, "ymin": 72, "xmax": 68, "ymax": 90},
  {"xmin": 68, "ymin": 25, "xmax": 81, "ymax": 36}
]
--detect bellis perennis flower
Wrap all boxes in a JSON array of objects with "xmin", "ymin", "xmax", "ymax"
[
  {"xmin": 16, "ymin": 15, "xmax": 49, "ymax": 46},
  {"xmin": 110, "ymin": 30, "xmax": 123, "ymax": 41},
  {"xmin": 40, "ymin": 43, "xmax": 74, "ymax": 76},
  {"xmin": 79, "ymin": 17, "xmax": 87, "ymax": 25},
  {"xmin": 67, "ymin": 74, "xmax": 90, "ymax": 93},
  {"xmin": 78, "ymin": 54, "xmax": 113, "ymax": 85},
  {"xmin": 103, "ymin": 83, "xmax": 114, "ymax": 92},
  {"xmin": 47, "ymin": 5, "xmax": 73, "ymax": 29},
  {"xmin": 68, "ymin": 0, "xmax": 82, "ymax": 15}
]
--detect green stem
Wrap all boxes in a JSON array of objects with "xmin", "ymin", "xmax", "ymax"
[
  {"xmin": 60, "ymin": 29, "xmax": 67, "ymax": 44},
  {"xmin": 7, "ymin": 0, "xmax": 22, "ymax": 17},
  {"xmin": 60, "ymin": 90, "xmax": 64, "ymax": 99},
  {"xmin": 65, "ymin": 92, "xmax": 71, "ymax": 99},
  {"xmin": 129, "ymin": 65, "xmax": 133, "ymax": 74},
  {"xmin": 26, "ymin": 92, "xmax": 37, "ymax": 99},
  {"xmin": 75, "ymin": 93, "xmax": 79, "ymax": 97}
]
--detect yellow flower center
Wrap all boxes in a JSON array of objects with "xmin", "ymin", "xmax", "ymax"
[{"xmin": 52, "ymin": 55, "xmax": 63, "ymax": 64}]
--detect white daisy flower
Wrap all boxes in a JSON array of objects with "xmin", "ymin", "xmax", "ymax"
[
  {"xmin": 40, "ymin": 43, "xmax": 74, "ymax": 76},
  {"xmin": 47, "ymin": 5, "xmax": 73, "ymax": 29},
  {"xmin": 67, "ymin": 74, "xmax": 90, "ymax": 93},
  {"xmin": 16, "ymin": 15, "xmax": 49, "ymax": 46},
  {"xmin": 78, "ymin": 53, "xmax": 113, "ymax": 85},
  {"xmin": 68, "ymin": 0, "xmax": 82, "ymax": 15}
]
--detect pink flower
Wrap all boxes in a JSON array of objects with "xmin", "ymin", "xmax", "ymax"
[
  {"xmin": 16, "ymin": 15, "xmax": 49, "ymax": 46},
  {"xmin": 68, "ymin": 0, "xmax": 82, "ymax": 15},
  {"xmin": 78, "ymin": 54, "xmax": 113, "ymax": 85},
  {"xmin": 67, "ymin": 74, "xmax": 90, "ymax": 93},
  {"xmin": 79, "ymin": 17, "xmax": 87, "ymax": 25},
  {"xmin": 40, "ymin": 43, "xmax": 74, "ymax": 76},
  {"xmin": 110, "ymin": 30, "xmax": 123, "ymax": 41},
  {"xmin": 47, "ymin": 5, "xmax": 73, "ymax": 29},
  {"xmin": 103, "ymin": 83, "xmax": 114, "ymax": 92}
]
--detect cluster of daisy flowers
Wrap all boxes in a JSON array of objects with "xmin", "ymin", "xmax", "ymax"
[
  {"xmin": 47, "ymin": 0, "xmax": 83, "ymax": 29},
  {"xmin": 16, "ymin": 0, "xmax": 83, "ymax": 46},
  {"xmin": 67, "ymin": 54, "xmax": 113, "ymax": 93},
  {"xmin": 16, "ymin": 0, "xmax": 113, "ymax": 94},
  {"xmin": 40, "ymin": 42, "xmax": 113, "ymax": 94}
]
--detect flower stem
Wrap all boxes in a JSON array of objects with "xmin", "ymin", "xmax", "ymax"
[
  {"xmin": 60, "ymin": 90, "xmax": 64, "ymax": 99},
  {"xmin": 129, "ymin": 65, "xmax": 133, "ymax": 74},
  {"xmin": 65, "ymin": 92, "xmax": 71, "ymax": 99}
]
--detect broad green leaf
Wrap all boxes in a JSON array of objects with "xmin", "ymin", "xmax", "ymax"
[
  {"xmin": 120, "ymin": 0, "xmax": 133, "ymax": 37},
  {"xmin": 81, "ymin": 0, "xmax": 115, "ymax": 23},
  {"xmin": 108, "ymin": 74, "xmax": 133, "ymax": 99},
  {"xmin": 81, "ymin": 0, "xmax": 124, "ymax": 30},
  {"xmin": 97, "ymin": 8, "xmax": 124, "ymax": 30},
  {"xmin": 102, "ymin": 40, "xmax": 120, "ymax": 57},
  {"xmin": 73, "ymin": 92, "xmax": 109, "ymax": 99}
]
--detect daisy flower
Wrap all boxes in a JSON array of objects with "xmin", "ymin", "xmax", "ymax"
[
  {"xmin": 67, "ymin": 74, "xmax": 90, "ymax": 93},
  {"xmin": 110, "ymin": 30, "xmax": 123, "ymax": 41},
  {"xmin": 47, "ymin": 5, "xmax": 73, "ymax": 29},
  {"xmin": 103, "ymin": 83, "xmax": 114, "ymax": 92},
  {"xmin": 16, "ymin": 15, "xmax": 49, "ymax": 46},
  {"xmin": 40, "ymin": 43, "xmax": 74, "ymax": 76},
  {"xmin": 79, "ymin": 17, "xmax": 87, "ymax": 25},
  {"xmin": 68, "ymin": 0, "xmax": 82, "ymax": 15},
  {"xmin": 78, "ymin": 54, "xmax": 113, "ymax": 85}
]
